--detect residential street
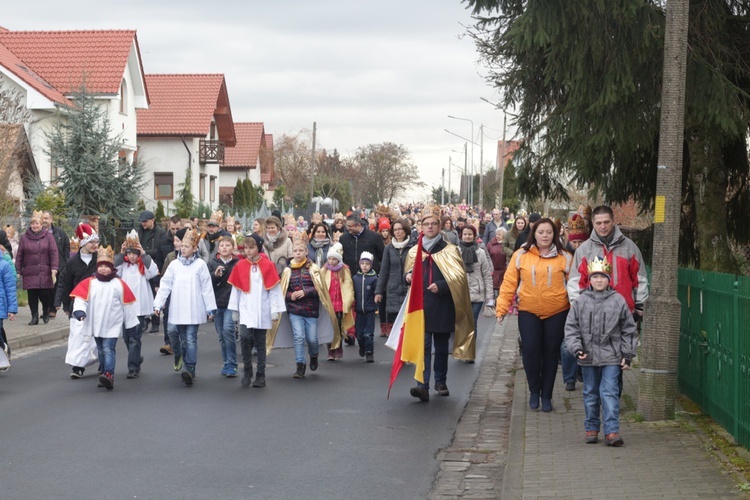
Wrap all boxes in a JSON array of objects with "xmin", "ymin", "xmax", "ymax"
[{"xmin": 1, "ymin": 316, "xmax": 493, "ymax": 499}]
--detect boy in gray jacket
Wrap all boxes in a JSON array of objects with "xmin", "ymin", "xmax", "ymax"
[{"xmin": 564, "ymin": 256, "xmax": 637, "ymax": 447}]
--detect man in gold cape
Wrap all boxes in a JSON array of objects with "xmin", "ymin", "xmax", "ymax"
[
  {"xmin": 403, "ymin": 205, "xmax": 475, "ymax": 401},
  {"xmin": 267, "ymin": 264, "xmax": 341, "ymax": 355}
]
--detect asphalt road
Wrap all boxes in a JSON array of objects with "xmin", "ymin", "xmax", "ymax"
[{"xmin": 1, "ymin": 316, "xmax": 493, "ymax": 499}]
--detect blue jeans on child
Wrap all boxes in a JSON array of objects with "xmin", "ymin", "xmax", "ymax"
[
  {"xmin": 122, "ymin": 318, "xmax": 144, "ymax": 374},
  {"xmin": 355, "ymin": 310, "xmax": 375, "ymax": 353},
  {"xmin": 581, "ymin": 365, "xmax": 621, "ymax": 435},
  {"xmin": 471, "ymin": 302, "xmax": 482, "ymax": 335},
  {"xmin": 94, "ymin": 337, "xmax": 117, "ymax": 374},
  {"xmin": 289, "ymin": 314, "xmax": 318, "ymax": 364},
  {"xmin": 213, "ymin": 308, "xmax": 237, "ymax": 371},
  {"xmin": 168, "ymin": 324, "xmax": 199, "ymax": 373}
]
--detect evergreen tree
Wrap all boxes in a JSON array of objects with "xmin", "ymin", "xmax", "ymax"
[
  {"xmin": 174, "ymin": 167, "xmax": 195, "ymax": 218},
  {"xmin": 232, "ymin": 179, "xmax": 244, "ymax": 210},
  {"xmin": 273, "ymin": 185, "xmax": 286, "ymax": 210},
  {"xmin": 154, "ymin": 200, "xmax": 166, "ymax": 222},
  {"xmin": 242, "ymin": 178, "xmax": 255, "ymax": 213},
  {"xmin": 46, "ymin": 87, "xmax": 147, "ymax": 238}
]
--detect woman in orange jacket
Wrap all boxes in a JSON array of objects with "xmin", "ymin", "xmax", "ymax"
[{"xmin": 497, "ymin": 218, "xmax": 572, "ymax": 412}]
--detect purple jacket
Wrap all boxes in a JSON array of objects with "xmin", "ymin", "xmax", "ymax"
[{"xmin": 16, "ymin": 228, "xmax": 59, "ymax": 290}]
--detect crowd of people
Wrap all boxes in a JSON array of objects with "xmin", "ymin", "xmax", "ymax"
[{"xmin": 0, "ymin": 202, "xmax": 648, "ymax": 448}]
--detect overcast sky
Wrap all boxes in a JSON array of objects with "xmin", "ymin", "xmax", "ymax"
[{"xmin": 4, "ymin": 0, "xmax": 512, "ymax": 202}]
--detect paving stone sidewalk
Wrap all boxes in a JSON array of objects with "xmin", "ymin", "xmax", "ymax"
[
  {"xmin": 4, "ymin": 306, "xmax": 70, "ymax": 350},
  {"xmin": 431, "ymin": 316, "xmax": 746, "ymax": 499}
]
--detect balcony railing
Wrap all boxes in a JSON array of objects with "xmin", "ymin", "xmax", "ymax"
[{"xmin": 199, "ymin": 139, "xmax": 225, "ymax": 164}]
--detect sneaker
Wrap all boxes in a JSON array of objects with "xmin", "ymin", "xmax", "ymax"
[
  {"xmin": 126, "ymin": 371, "xmax": 139, "ymax": 379},
  {"xmin": 225, "ymin": 367, "xmax": 238, "ymax": 378},
  {"xmin": 565, "ymin": 381, "xmax": 576, "ymax": 391},
  {"xmin": 160, "ymin": 345, "xmax": 173, "ymax": 355},
  {"xmin": 3, "ymin": 343, "xmax": 11, "ymax": 361},
  {"xmin": 252, "ymin": 374, "xmax": 266, "ymax": 388},
  {"xmin": 605, "ymin": 433, "xmax": 624, "ymax": 447},
  {"xmin": 99, "ymin": 372, "xmax": 114, "ymax": 390},
  {"xmin": 310, "ymin": 355, "xmax": 318, "ymax": 371},
  {"xmin": 173, "ymin": 356, "xmax": 183, "ymax": 372},
  {"xmin": 181, "ymin": 370, "xmax": 194, "ymax": 386},
  {"xmin": 585, "ymin": 431, "xmax": 599, "ymax": 444},
  {"xmin": 435, "ymin": 382, "xmax": 450, "ymax": 396},
  {"xmin": 70, "ymin": 367, "xmax": 84, "ymax": 379},
  {"xmin": 220, "ymin": 366, "xmax": 229, "ymax": 377},
  {"xmin": 366, "ymin": 352, "xmax": 374, "ymax": 363},
  {"xmin": 410, "ymin": 386, "xmax": 429, "ymax": 402},
  {"xmin": 359, "ymin": 345, "xmax": 365, "ymax": 358},
  {"xmin": 345, "ymin": 336, "xmax": 356, "ymax": 346},
  {"xmin": 241, "ymin": 368, "xmax": 253, "ymax": 387}
]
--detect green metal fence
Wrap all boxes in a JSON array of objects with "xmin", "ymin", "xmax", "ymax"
[{"xmin": 677, "ymin": 268, "xmax": 750, "ymax": 448}]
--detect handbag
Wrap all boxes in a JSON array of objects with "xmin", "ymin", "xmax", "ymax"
[{"xmin": 482, "ymin": 305, "xmax": 496, "ymax": 318}]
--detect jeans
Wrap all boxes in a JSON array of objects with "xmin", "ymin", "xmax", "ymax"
[
  {"xmin": 471, "ymin": 302, "xmax": 483, "ymax": 335},
  {"xmin": 419, "ymin": 331, "xmax": 450, "ymax": 389},
  {"xmin": 213, "ymin": 308, "xmax": 237, "ymax": 370},
  {"xmin": 355, "ymin": 311, "xmax": 376, "ymax": 353},
  {"xmin": 95, "ymin": 337, "xmax": 117, "ymax": 374},
  {"xmin": 518, "ymin": 310, "xmax": 568, "ymax": 399},
  {"xmin": 560, "ymin": 339, "xmax": 578, "ymax": 383},
  {"xmin": 168, "ymin": 323, "xmax": 199, "ymax": 373},
  {"xmin": 239, "ymin": 325, "xmax": 266, "ymax": 375},
  {"xmin": 581, "ymin": 365, "xmax": 621, "ymax": 435},
  {"xmin": 289, "ymin": 314, "xmax": 318, "ymax": 364},
  {"xmin": 122, "ymin": 318, "xmax": 144, "ymax": 373}
]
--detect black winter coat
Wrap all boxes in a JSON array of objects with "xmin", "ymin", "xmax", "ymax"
[
  {"xmin": 207, "ymin": 254, "xmax": 239, "ymax": 309},
  {"xmin": 340, "ymin": 227, "xmax": 384, "ymax": 274},
  {"xmin": 54, "ymin": 251, "xmax": 98, "ymax": 312},
  {"xmin": 420, "ymin": 239, "xmax": 456, "ymax": 334},
  {"xmin": 374, "ymin": 236, "xmax": 416, "ymax": 313}
]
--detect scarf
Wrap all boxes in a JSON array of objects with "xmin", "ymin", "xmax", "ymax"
[
  {"xmin": 310, "ymin": 238, "xmax": 330, "ymax": 266},
  {"xmin": 325, "ymin": 261, "xmax": 344, "ymax": 272},
  {"xmin": 177, "ymin": 253, "xmax": 199, "ymax": 266},
  {"xmin": 95, "ymin": 269, "xmax": 118, "ymax": 282},
  {"xmin": 266, "ymin": 231, "xmax": 280, "ymax": 244},
  {"xmin": 126, "ymin": 258, "xmax": 146, "ymax": 276},
  {"xmin": 391, "ymin": 237, "xmax": 409, "ymax": 249},
  {"xmin": 422, "ymin": 234, "xmax": 441, "ymax": 252},
  {"xmin": 459, "ymin": 240, "xmax": 478, "ymax": 272},
  {"xmin": 290, "ymin": 257, "xmax": 308, "ymax": 269}
]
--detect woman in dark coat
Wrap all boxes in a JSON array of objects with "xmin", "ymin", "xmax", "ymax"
[
  {"xmin": 16, "ymin": 211, "xmax": 59, "ymax": 324},
  {"xmin": 485, "ymin": 227, "xmax": 508, "ymax": 297},
  {"xmin": 374, "ymin": 218, "xmax": 416, "ymax": 337}
]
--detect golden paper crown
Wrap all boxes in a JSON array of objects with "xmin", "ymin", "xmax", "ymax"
[
  {"xmin": 70, "ymin": 237, "xmax": 80, "ymax": 253},
  {"xmin": 209, "ymin": 210, "xmax": 223, "ymax": 225},
  {"xmin": 333, "ymin": 212, "xmax": 344, "ymax": 221},
  {"xmin": 420, "ymin": 204, "xmax": 441, "ymax": 222},
  {"xmin": 587, "ymin": 256, "xmax": 612, "ymax": 278},
  {"xmin": 31, "ymin": 210, "xmax": 44, "ymax": 222},
  {"xmin": 97, "ymin": 245, "xmax": 115, "ymax": 264},
  {"xmin": 125, "ymin": 229, "xmax": 140, "ymax": 249},
  {"xmin": 292, "ymin": 230, "xmax": 309, "ymax": 248},
  {"xmin": 182, "ymin": 228, "xmax": 199, "ymax": 248},
  {"xmin": 225, "ymin": 215, "xmax": 235, "ymax": 226},
  {"xmin": 4, "ymin": 225, "xmax": 15, "ymax": 239}
]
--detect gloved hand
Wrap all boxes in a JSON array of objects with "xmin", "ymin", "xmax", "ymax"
[
  {"xmin": 73, "ymin": 311, "xmax": 86, "ymax": 322},
  {"xmin": 231, "ymin": 311, "xmax": 239, "ymax": 323}
]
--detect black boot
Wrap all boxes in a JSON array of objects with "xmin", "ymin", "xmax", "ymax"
[
  {"xmin": 241, "ymin": 366, "xmax": 253, "ymax": 387},
  {"xmin": 309, "ymin": 355, "xmax": 318, "ymax": 371},
  {"xmin": 293, "ymin": 363, "xmax": 306, "ymax": 379},
  {"xmin": 252, "ymin": 373, "xmax": 265, "ymax": 388},
  {"xmin": 28, "ymin": 314, "xmax": 39, "ymax": 326},
  {"xmin": 42, "ymin": 310, "xmax": 49, "ymax": 324}
]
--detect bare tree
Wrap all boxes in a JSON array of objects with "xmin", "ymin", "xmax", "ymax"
[
  {"xmin": 272, "ymin": 131, "xmax": 313, "ymax": 204},
  {"xmin": 350, "ymin": 142, "xmax": 424, "ymax": 206}
]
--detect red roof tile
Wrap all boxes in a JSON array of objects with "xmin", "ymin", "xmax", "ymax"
[
  {"xmin": 261, "ymin": 134, "xmax": 274, "ymax": 184},
  {"xmin": 224, "ymin": 122, "xmax": 264, "ymax": 168},
  {"xmin": 137, "ymin": 74, "xmax": 235, "ymax": 146},
  {"xmin": 0, "ymin": 40, "xmax": 70, "ymax": 105},
  {"xmin": 0, "ymin": 30, "xmax": 139, "ymax": 95}
]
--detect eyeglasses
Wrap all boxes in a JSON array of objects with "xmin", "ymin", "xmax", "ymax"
[{"xmin": 423, "ymin": 222, "xmax": 440, "ymax": 227}]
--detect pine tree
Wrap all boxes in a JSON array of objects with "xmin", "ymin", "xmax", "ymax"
[
  {"xmin": 174, "ymin": 167, "xmax": 195, "ymax": 218},
  {"xmin": 242, "ymin": 178, "xmax": 255, "ymax": 214},
  {"xmin": 232, "ymin": 179, "xmax": 244, "ymax": 210},
  {"xmin": 154, "ymin": 200, "xmax": 166, "ymax": 222},
  {"xmin": 46, "ymin": 87, "xmax": 147, "ymax": 239}
]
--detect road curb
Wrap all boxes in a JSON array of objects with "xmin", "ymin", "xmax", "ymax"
[{"xmin": 8, "ymin": 327, "xmax": 69, "ymax": 350}]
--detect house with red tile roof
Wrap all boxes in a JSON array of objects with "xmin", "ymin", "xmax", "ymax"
[
  {"xmin": 0, "ymin": 28, "xmax": 149, "ymax": 188},
  {"xmin": 219, "ymin": 122, "xmax": 266, "ymax": 205},
  {"xmin": 137, "ymin": 74, "xmax": 236, "ymax": 211}
]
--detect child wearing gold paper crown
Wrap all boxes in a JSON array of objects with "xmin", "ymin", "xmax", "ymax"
[
  {"xmin": 115, "ymin": 230, "xmax": 159, "ymax": 379},
  {"xmin": 564, "ymin": 257, "xmax": 637, "ymax": 447},
  {"xmin": 70, "ymin": 245, "xmax": 139, "ymax": 391}
]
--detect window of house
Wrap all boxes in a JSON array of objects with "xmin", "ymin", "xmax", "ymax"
[
  {"xmin": 199, "ymin": 174, "xmax": 206, "ymax": 201},
  {"xmin": 154, "ymin": 173, "xmax": 173, "ymax": 199},
  {"xmin": 210, "ymin": 176, "xmax": 216, "ymax": 202},
  {"xmin": 210, "ymin": 122, "xmax": 216, "ymax": 140},
  {"xmin": 50, "ymin": 162, "xmax": 59, "ymax": 182},
  {"xmin": 120, "ymin": 79, "xmax": 128, "ymax": 114}
]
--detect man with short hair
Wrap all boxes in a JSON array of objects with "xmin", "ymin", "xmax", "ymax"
[
  {"xmin": 42, "ymin": 211, "xmax": 69, "ymax": 318},
  {"xmin": 340, "ymin": 214, "xmax": 384, "ymax": 273},
  {"xmin": 483, "ymin": 209, "xmax": 505, "ymax": 243},
  {"xmin": 205, "ymin": 219, "xmax": 230, "ymax": 256}
]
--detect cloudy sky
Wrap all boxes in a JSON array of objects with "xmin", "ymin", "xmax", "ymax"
[{"xmin": 4, "ymin": 0, "xmax": 512, "ymax": 202}]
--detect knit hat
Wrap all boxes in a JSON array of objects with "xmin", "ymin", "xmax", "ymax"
[
  {"xmin": 587, "ymin": 256, "xmax": 611, "ymax": 281},
  {"xmin": 568, "ymin": 214, "xmax": 588, "ymax": 242},
  {"xmin": 359, "ymin": 251, "xmax": 374, "ymax": 263},
  {"xmin": 75, "ymin": 223, "xmax": 99, "ymax": 246},
  {"xmin": 327, "ymin": 242, "xmax": 343, "ymax": 263},
  {"xmin": 378, "ymin": 217, "xmax": 391, "ymax": 231}
]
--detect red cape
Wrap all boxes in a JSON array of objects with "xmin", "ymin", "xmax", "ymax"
[
  {"xmin": 227, "ymin": 253, "xmax": 280, "ymax": 292},
  {"xmin": 70, "ymin": 276, "xmax": 136, "ymax": 304}
]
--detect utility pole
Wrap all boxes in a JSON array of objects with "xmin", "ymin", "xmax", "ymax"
[
  {"xmin": 638, "ymin": 0, "xmax": 690, "ymax": 421},
  {"xmin": 497, "ymin": 112, "xmax": 507, "ymax": 209},
  {"xmin": 441, "ymin": 168, "xmax": 445, "ymax": 205},
  {"xmin": 310, "ymin": 121, "xmax": 317, "ymax": 202},
  {"xmin": 463, "ymin": 143, "xmax": 468, "ymax": 204},
  {"xmin": 479, "ymin": 124, "xmax": 484, "ymax": 209},
  {"xmin": 448, "ymin": 156, "xmax": 452, "ymax": 204}
]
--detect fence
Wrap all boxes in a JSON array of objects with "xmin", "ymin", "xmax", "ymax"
[{"xmin": 677, "ymin": 268, "xmax": 750, "ymax": 449}]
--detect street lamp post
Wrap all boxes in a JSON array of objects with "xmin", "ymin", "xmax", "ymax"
[{"xmin": 448, "ymin": 115, "xmax": 474, "ymax": 206}]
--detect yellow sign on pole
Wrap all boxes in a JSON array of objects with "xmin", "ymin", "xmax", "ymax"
[{"xmin": 654, "ymin": 195, "xmax": 666, "ymax": 223}]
